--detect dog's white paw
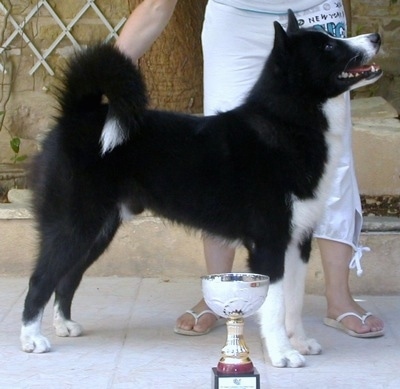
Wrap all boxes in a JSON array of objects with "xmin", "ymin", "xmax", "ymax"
[
  {"xmin": 21, "ymin": 320, "xmax": 51, "ymax": 353},
  {"xmin": 269, "ymin": 348, "xmax": 306, "ymax": 368},
  {"xmin": 21, "ymin": 333, "xmax": 51, "ymax": 353},
  {"xmin": 54, "ymin": 319, "xmax": 83, "ymax": 337},
  {"xmin": 290, "ymin": 336, "xmax": 322, "ymax": 355}
]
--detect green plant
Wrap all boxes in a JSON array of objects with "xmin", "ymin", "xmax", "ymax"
[{"xmin": 9, "ymin": 136, "xmax": 27, "ymax": 164}]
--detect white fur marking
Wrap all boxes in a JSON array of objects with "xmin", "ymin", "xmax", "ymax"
[
  {"xmin": 53, "ymin": 302, "xmax": 83, "ymax": 337},
  {"xmin": 284, "ymin": 242, "xmax": 322, "ymax": 355},
  {"xmin": 100, "ymin": 117, "xmax": 125, "ymax": 155},
  {"xmin": 345, "ymin": 34, "xmax": 379, "ymax": 61},
  {"xmin": 258, "ymin": 281, "xmax": 306, "ymax": 368},
  {"xmin": 20, "ymin": 311, "xmax": 51, "ymax": 353},
  {"xmin": 119, "ymin": 203, "xmax": 134, "ymax": 222}
]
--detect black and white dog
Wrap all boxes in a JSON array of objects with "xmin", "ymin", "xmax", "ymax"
[{"xmin": 20, "ymin": 11, "xmax": 381, "ymax": 367}]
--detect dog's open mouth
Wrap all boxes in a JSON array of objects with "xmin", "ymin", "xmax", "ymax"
[{"xmin": 338, "ymin": 63, "xmax": 382, "ymax": 81}]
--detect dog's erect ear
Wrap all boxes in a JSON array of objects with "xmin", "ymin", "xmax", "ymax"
[
  {"xmin": 273, "ymin": 21, "xmax": 288, "ymax": 50},
  {"xmin": 286, "ymin": 9, "xmax": 299, "ymax": 33}
]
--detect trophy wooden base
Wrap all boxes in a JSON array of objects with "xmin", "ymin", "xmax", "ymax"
[{"xmin": 212, "ymin": 367, "xmax": 260, "ymax": 389}]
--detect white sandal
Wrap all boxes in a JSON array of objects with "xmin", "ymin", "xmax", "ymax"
[
  {"xmin": 174, "ymin": 309, "xmax": 224, "ymax": 336},
  {"xmin": 323, "ymin": 312, "xmax": 384, "ymax": 338}
]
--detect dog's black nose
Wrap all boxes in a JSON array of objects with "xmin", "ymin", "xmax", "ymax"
[{"xmin": 369, "ymin": 33, "xmax": 381, "ymax": 46}]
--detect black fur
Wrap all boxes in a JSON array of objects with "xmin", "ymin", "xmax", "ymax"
[{"xmin": 21, "ymin": 11, "xmax": 382, "ymax": 356}]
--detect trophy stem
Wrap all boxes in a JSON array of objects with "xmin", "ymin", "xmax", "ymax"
[{"xmin": 217, "ymin": 314, "xmax": 254, "ymax": 374}]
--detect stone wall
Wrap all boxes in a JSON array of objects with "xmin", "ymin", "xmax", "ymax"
[
  {"xmin": 0, "ymin": 0, "xmax": 206, "ymax": 165},
  {"xmin": 351, "ymin": 0, "xmax": 400, "ymax": 108},
  {"xmin": 0, "ymin": 0, "xmax": 399, "ymax": 170}
]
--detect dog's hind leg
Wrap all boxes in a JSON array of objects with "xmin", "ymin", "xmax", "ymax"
[
  {"xmin": 20, "ymin": 246, "xmax": 79, "ymax": 353},
  {"xmin": 53, "ymin": 211, "xmax": 121, "ymax": 338},
  {"xmin": 20, "ymin": 271, "xmax": 53, "ymax": 353},
  {"xmin": 20, "ymin": 210, "xmax": 121, "ymax": 353},
  {"xmin": 284, "ymin": 236, "xmax": 322, "ymax": 356}
]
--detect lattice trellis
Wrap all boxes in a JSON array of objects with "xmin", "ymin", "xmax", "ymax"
[{"xmin": 0, "ymin": 0, "xmax": 126, "ymax": 75}]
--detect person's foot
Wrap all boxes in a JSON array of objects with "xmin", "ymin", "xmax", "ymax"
[
  {"xmin": 326, "ymin": 299, "xmax": 384, "ymax": 335},
  {"xmin": 174, "ymin": 299, "xmax": 219, "ymax": 335}
]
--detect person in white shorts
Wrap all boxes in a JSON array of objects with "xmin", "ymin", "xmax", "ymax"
[{"xmin": 116, "ymin": 0, "xmax": 384, "ymax": 338}]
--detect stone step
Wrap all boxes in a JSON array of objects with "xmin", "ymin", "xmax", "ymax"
[{"xmin": 1, "ymin": 190, "xmax": 399, "ymax": 295}]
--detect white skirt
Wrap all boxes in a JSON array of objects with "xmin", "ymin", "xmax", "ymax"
[{"xmin": 202, "ymin": 0, "xmax": 365, "ymax": 273}]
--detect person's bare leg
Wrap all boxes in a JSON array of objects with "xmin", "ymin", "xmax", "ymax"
[
  {"xmin": 318, "ymin": 238, "xmax": 384, "ymax": 333},
  {"xmin": 175, "ymin": 236, "xmax": 235, "ymax": 333}
]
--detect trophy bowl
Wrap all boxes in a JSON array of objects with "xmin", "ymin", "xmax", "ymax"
[{"xmin": 202, "ymin": 273, "xmax": 269, "ymax": 375}]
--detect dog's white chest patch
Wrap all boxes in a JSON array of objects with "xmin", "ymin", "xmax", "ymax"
[
  {"xmin": 291, "ymin": 196, "xmax": 326, "ymax": 237},
  {"xmin": 291, "ymin": 96, "xmax": 345, "ymax": 237}
]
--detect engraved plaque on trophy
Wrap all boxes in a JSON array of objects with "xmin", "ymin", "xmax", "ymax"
[{"xmin": 202, "ymin": 273, "xmax": 269, "ymax": 389}]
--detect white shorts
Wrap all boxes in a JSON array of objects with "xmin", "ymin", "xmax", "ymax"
[{"xmin": 202, "ymin": 0, "xmax": 364, "ymax": 263}]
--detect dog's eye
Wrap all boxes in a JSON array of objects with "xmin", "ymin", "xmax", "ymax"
[{"xmin": 324, "ymin": 43, "xmax": 334, "ymax": 51}]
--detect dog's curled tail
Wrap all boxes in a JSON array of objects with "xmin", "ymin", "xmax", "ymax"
[{"xmin": 59, "ymin": 43, "xmax": 148, "ymax": 154}]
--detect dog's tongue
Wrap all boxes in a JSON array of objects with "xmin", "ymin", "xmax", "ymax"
[
  {"xmin": 339, "ymin": 63, "xmax": 381, "ymax": 80},
  {"xmin": 349, "ymin": 65, "xmax": 370, "ymax": 72},
  {"xmin": 348, "ymin": 64, "xmax": 379, "ymax": 74}
]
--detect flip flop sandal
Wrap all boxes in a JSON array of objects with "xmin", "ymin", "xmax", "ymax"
[
  {"xmin": 174, "ymin": 309, "xmax": 224, "ymax": 336},
  {"xmin": 323, "ymin": 312, "xmax": 384, "ymax": 338}
]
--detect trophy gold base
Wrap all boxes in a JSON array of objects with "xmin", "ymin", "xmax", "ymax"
[{"xmin": 212, "ymin": 367, "xmax": 260, "ymax": 389}]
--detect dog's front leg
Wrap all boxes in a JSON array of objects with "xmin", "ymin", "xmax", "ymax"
[
  {"xmin": 20, "ymin": 309, "xmax": 51, "ymax": 353},
  {"xmin": 284, "ymin": 239, "xmax": 321, "ymax": 355},
  {"xmin": 258, "ymin": 281, "xmax": 306, "ymax": 368}
]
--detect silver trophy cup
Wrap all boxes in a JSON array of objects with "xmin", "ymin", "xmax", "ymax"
[{"xmin": 202, "ymin": 273, "xmax": 269, "ymax": 375}]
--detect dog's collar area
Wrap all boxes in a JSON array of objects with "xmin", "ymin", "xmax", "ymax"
[{"xmin": 338, "ymin": 63, "xmax": 381, "ymax": 80}]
